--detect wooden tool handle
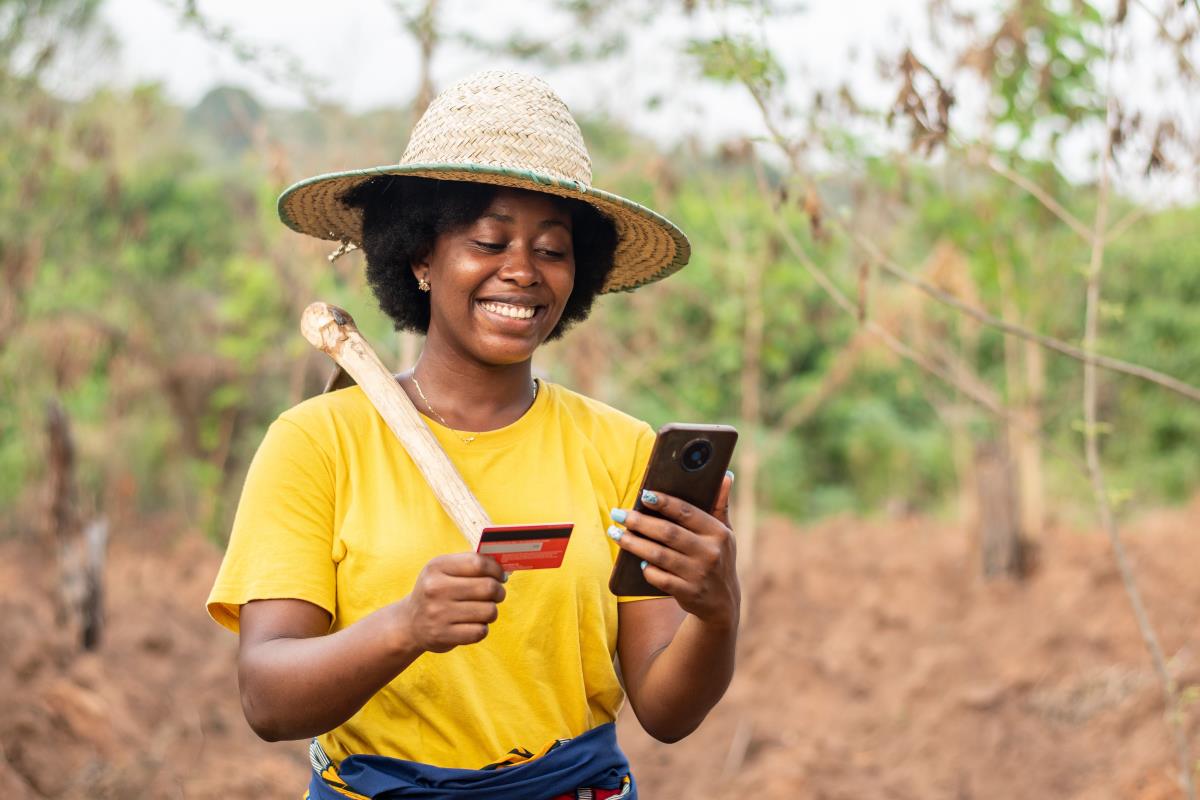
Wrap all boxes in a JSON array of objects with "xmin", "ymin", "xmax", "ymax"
[{"xmin": 300, "ymin": 302, "xmax": 491, "ymax": 549}]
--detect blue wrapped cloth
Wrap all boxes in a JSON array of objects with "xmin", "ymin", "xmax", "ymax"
[{"xmin": 307, "ymin": 722, "xmax": 635, "ymax": 799}]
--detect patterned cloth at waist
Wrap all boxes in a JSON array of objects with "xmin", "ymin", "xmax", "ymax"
[{"xmin": 306, "ymin": 722, "xmax": 635, "ymax": 800}]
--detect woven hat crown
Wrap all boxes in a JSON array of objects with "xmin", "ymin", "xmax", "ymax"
[
  {"xmin": 276, "ymin": 70, "xmax": 690, "ymax": 292},
  {"xmin": 400, "ymin": 71, "xmax": 592, "ymax": 186}
]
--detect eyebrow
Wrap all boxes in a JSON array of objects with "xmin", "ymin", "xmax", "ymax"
[{"xmin": 481, "ymin": 212, "xmax": 570, "ymax": 231}]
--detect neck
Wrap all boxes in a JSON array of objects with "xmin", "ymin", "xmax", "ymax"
[{"xmin": 403, "ymin": 338, "xmax": 538, "ymax": 433}]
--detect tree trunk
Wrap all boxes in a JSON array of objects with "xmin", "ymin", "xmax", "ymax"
[
  {"xmin": 45, "ymin": 401, "xmax": 106, "ymax": 650},
  {"xmin": 974, "ymin": 439, "xmax": 1024, "ymax": 579},
  {"xmin": 1016, "ymin": 339, "xmax": 1046, "ymax": 536},
  {"xmin": 996, "ymin": 255, "xmax": 1045, "ymax": 539},
  {"xmin": 409, "ymin": 0, "xmax": 441, "ymax": 120},
  {"xmin": 735, "ymin": 235, "xmax": 765, "ymax": 622}
]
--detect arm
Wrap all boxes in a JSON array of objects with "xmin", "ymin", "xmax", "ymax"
[
  {"xmin": 614, "ymin": 476, "xmax": 739, "ymax": 743},
  {"xmin": 237, "ymin": 552, "xmax": 507, "ymax": 741}
]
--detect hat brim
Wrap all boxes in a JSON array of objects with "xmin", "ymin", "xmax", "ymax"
[{"xmin": 277, "ymin": 163, "xmax": 691, "ymax": 293}]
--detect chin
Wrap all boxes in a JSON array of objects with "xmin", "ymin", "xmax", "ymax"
[
  {"xmin": 472, "ymin": 341, "xmax": 541, "ymax": 367},
  {"xmin": 471, "ymin": 324, "xmax": 561, "ymax": 365}
]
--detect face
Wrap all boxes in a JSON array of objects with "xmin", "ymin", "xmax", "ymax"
[{"xmin": 414, "ymin": 189, "xmax": 575, "ymax": 367}]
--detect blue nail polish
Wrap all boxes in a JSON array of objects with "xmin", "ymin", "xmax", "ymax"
[
  {"xmin": 606, "ymin": 525, "xmax": 623, "ymax": 542},
  {"xmin": 726, "ymin": 469, "xmax": 736, "ymax": 481},
  {"xmin": 641, "ymin": 490, "xmax": 659, "ymax": 506},
  {"xmin": 639, "ymin": 560, "xmax": 648, "ymax": 571},
  {"xmin": 501, "ymin": 572, "xmax": 510, "ymax": 583},
  {"xmin": 610, "ymin": 508, "xmax": 627, "ymax": 523}
]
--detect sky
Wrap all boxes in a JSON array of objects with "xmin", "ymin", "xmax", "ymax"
[
  {"xmin": 82, "ymin": 0, "xmax": 1199, "ymax": 201},
  {"xmin": 95, "ymin": 0, "xmax": 926, "ymax": 146}
]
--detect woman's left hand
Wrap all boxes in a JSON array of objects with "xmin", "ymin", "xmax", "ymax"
[{"xmin": 610, "ymin": 474, "xmax": 740, "ymax": 628}]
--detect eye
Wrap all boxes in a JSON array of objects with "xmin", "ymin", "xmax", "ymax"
[
  {"xmin": 537, "ymin": 248, "xmax": 566, "ymax": 259},
  {"xmin": 472, "ymin": 240, "xmax": 505, "ymax": 252}
]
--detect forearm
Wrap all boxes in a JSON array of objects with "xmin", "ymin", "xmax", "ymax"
[
  {"xmin": 630, "ymin": 613, "xmax": 738, "ymax": 742},
  {"xmin": 239, "ymin": 601, "xmax": 422, "ymax": 741}
]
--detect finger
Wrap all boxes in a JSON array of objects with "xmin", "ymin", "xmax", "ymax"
[
  {"xmin": 442, "ymin": 575, "xmax": 507, "ymax": 603},
  {"xmin": 609, "ymin": 526, "xmax": 695, "ymax": 580},
  {"xmin": 712, "ymin": 473, "xmax": 733, "ymax": 528},
  {"xmin": 438, "ymin": 552, "xmax": 506, "ymax": 581},
  {"xmin": 615, "ymin": 508, "xmax": 703, "ymax": 556},
  {"xmin": 445, "ymin": 622, "xmax": 490, "ymax": 646},
  {"xmin": 447, "ymin": 600, "xmax": 500, "ymax": 625},
  {"xmin": 638, "ymin": 560, "xmax": 691, "ymax": 598},
  {"xmin": 637, "ymin": 489, "xmax": 725, "ymax": 537}
]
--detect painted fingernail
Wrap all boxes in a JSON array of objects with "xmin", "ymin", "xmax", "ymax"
[
  {"xmin": 610, "ymin": 508, "xmax": 628, "ymax": 524},
  {"xmin": 641, "ymin": 490, "xmax": 659, "ymax": 506},
  {"xmin": 639, "ymin": 560, "xmax": 648, "ymax": 571},
  {"xmin": 726, "ymin": 469, "xmax": 736, "ymax": 481},
  {"xmin": 607, "ymin": 525, "xmax": 623, "ymax": 542},
  {"xmin": 501, "ymin": 572, "xmax": 510, "ymax": 583}
]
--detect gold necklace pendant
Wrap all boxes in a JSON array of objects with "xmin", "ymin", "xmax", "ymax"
[
  {"xmin": 411, "ymin": 373, "xmax": 477, "ymax": 445},
  {"xmin": 410, "ymin": 372, "xmax": 537, "ymax": 446}
]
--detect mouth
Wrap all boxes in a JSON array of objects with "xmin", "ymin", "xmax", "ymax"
[{"xmin": 477, "ymin": 299, "xmax": 544, "ymax": 322}]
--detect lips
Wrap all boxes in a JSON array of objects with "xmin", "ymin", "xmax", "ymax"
[{"xmin": 478, "ymin": 299, "xmax": 539, "ymax": 320}]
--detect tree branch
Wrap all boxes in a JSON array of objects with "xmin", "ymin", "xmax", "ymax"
[
  {"xmin": 843, "ymin": 223, "xmax": 1200, "ymax": 404},
  {"xmin": 1081, "ymin": 33, "xmax": 1195, "ymax": 800},
  {"xmin": 1104, "ymin": 205, "xmax": 1148, "ymax": 243},
  {"xmin": 769, "ymin": 335, "xmax": 865, "ymax": 439},
  {"xmin": 750, "ymin": 159, "xmax": 1008, "ymax": 419},
  {"xmin": 724, "ymin": 22, "xmax": 1200, "ymax": 406},
  {"xmin": 977, "ymin": 152, "xmax": 1094, "ymax": 241}
]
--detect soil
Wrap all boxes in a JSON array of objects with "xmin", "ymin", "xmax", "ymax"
[{"xmin": 1, "ymin": 500, "xmax": 1197, "ymax": 799}]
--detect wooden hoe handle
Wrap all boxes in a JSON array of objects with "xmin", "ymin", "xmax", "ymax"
[{"xmin": 300, "ymin": 302, "xmax": 491, "ymax": 549}]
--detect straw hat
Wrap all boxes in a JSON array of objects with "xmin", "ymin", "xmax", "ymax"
[{"xmin": 277, "ymin": 70, "xmax": 690, "ymax": 292}]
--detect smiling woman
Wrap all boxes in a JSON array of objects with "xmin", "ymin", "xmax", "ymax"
[
  {"xmin": 343, "ymin": 175, "xmax": 617, "ymax": 341},
  {"xmin": 205, "ymin": 71, "xmax": 740, "ymax": 800}
]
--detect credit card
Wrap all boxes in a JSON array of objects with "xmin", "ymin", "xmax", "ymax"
[{"xmin": 476, "ymin": 522, "xmax": 573, "ymax": 570}]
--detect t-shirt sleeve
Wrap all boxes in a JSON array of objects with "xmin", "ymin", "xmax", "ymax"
[
  {"xmin": 206, "ymin": 416, "xmax": 338, "ymax": 633},
  {"xmin": 614, "ymin": 422, "xmax": 660, "ymax": 604}
]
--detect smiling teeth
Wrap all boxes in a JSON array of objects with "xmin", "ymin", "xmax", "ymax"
[{"xmin": 480, "ymin": 301, "xmax": 536, "ymax": 319}]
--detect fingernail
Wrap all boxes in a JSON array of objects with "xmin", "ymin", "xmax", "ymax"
[
  {"xmin": 501, "ymin": 572, "xmax": 510, "ymax": 583},
  {"xmin": 641, "ymin": 490, "xmax": 659, "ymax": 506},
  {"xmin": 610, "ymin": 508, "xmax": 627, "ymax": 523},
  {"xmin": 607, "ymin": 525, "xmax": 623, "ymax": 542},
  {"xmin": 726, "ymin": 469, "xmax": 736, "ymax": 482},
  {"xmin": 639, "ymin": 560, "xmax": 648, "ymax": 571}
]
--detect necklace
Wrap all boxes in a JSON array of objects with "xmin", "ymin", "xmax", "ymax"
[
  {"xmin": 411, "ymin": 372, "xmax": 475, "ymax": 444},
  {"xmin": 410, "ymin": 372, "xmax": 539, "ymax": 445}
]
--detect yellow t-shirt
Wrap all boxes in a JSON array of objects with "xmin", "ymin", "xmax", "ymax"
[{"xmin": 207, "ymin": 379, "xmax": 656, "ymax": 770}]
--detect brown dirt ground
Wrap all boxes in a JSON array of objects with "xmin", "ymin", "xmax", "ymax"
[{"xmin": 1, "ymin": 499, "xmax": 1198, "ymax": 799}]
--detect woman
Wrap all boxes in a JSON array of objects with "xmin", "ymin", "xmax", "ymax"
[{"xmin": 207, "ymin": 71, "xmax": 739, "ymax": 799}]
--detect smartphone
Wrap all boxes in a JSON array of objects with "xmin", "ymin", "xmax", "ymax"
[{"xmin": 608, "ymin": 423, "xmax": 738, "ymax": 597}]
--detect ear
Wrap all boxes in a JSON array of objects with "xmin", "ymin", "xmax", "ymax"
[{"xmin": 411, "ymin": 251, "xmax": 431, "ymax": 284}]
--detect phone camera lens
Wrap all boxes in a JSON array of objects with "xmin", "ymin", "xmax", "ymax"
[{"xmin": 681, "ymin": 439, "xmax": 713, "ymax": 472}]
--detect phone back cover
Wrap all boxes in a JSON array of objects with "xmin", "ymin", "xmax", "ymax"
[{"xmin": 609, "ymin": 424, "xmax": 737, "ymax": 596}]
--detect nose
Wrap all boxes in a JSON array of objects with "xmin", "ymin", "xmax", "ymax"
[{"xmin": 496, "ymin": 243, "xmax": 539, "ymax": 286}]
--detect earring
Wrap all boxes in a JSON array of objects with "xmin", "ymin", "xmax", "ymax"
[{"xmin": 417, "ymin": 277, "xmax": 431, "ymax": 292}]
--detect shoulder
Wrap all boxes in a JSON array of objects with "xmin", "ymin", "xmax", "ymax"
[
  {"xmin": 275, "ymin": 385, "xmax": 378, "ymax": 446},
  {"xmin": 542, "ymin": 381, "xmax": 655, "ymax": 443}
]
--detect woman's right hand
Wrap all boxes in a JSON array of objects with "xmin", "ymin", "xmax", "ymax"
[
  {"xmin": 237, "ymin": 553, "xmax": 506, "ymax": 741},
  {"xmin": 396, "ymin": 553, "xmax": 508, "ymax": 653}
]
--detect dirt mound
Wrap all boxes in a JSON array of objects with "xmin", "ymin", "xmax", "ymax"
[
  {"xmin": 1, "ymin": 501, "xmax": 1197, "ymax": 798},
  {"xmin": 622, "ymin": 501, "xmax": 1200, "ymax": 799},
  {"xmin": 0, "ymin": 533, "xmax": 306, "ymax": 797}
]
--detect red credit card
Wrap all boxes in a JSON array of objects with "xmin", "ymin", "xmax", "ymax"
[{"xmin": 476, "ymin": 522, "xmax": 573, "ymax": 570}]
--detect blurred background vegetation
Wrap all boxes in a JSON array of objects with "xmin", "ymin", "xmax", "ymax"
[{"xmin": 2, "ymin": 0, "xmax": 1197, "ymax": 550}]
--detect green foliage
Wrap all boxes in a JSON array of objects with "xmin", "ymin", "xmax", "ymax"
[
  {"xmin": 1101, "ymin": 209, "xmax": 1200, "ymax": 501},
  {"xmin": 982, "ymin": 1, "xmax": 1105, "ymax": 150},
  {"xmin": 3, "ymin": 0, "xmax": 1198, "ymax": 542},
  {"xmin": 686, "ymin": 34, "xmax": 782, "ymax": 92}
]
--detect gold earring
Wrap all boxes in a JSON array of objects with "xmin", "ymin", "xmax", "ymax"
[{"xmin": 417, "ymin": 277, "xmax": 431, "ymax": 292}]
